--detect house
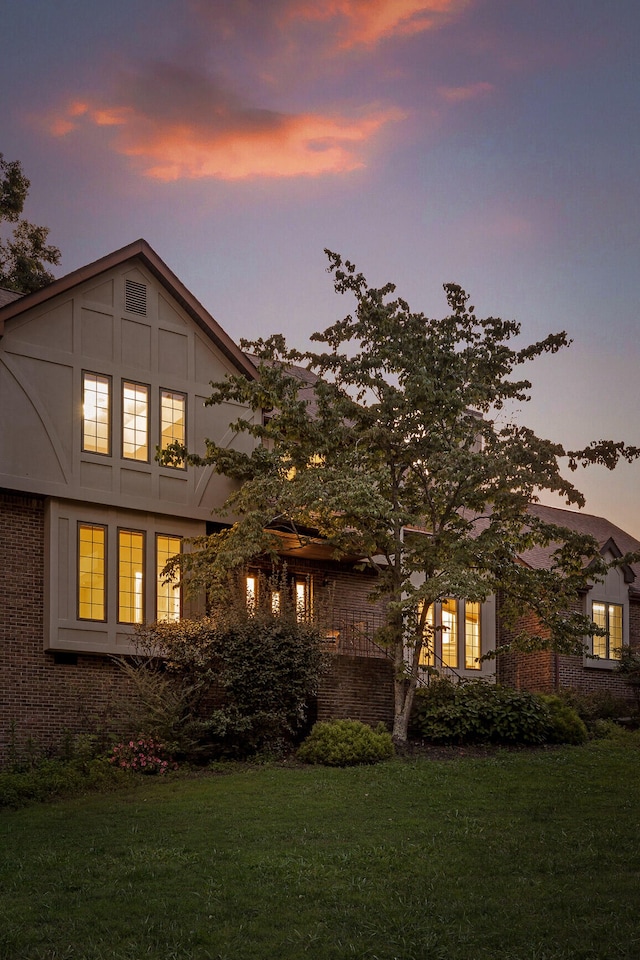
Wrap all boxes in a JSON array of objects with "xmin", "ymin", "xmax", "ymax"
[
  {"xmin": 496, "ymin": 503, "xmax": 640, "ymax": 700},
  {"xmin": 0, "ymin": 240, "xmax": 637, "ymax": 763},
  {"xmin": 0, "ymin": 239, "xmax": 394, "ymax": 763}
]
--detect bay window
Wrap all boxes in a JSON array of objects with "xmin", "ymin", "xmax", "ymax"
[
  {"xmin": 118, "ymin": 529, "xmax": 145, "ymax": 624},
  {"xmin": 78, "ymin": 523, "xmax": 106, "ymax": 620},
  {"xmin": 156, "ymin": 534, "xmax": 182, "ymax": 621}
]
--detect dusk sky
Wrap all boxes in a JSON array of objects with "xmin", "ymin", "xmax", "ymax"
[{"xmin": 2, "ymin": 0, "xmax": 640, "ymax": 535}]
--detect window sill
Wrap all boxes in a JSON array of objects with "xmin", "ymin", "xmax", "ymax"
[{"xmin": 583, "ymin": 657, "xmax": 621, "ymax": 671}]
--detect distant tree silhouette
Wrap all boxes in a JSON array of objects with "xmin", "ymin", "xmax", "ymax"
[{"xmin": 0, "ymin": 153, "xmax": 60, "ymax": 294}]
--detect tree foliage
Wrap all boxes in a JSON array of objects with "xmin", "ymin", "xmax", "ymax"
[
  {"xmin": 160, "ymin": 250, "xmax": 640, "ymax": 743},
  {"xmin": 0, "ymin": 153, "xmax": 60, "ymax": 293}
]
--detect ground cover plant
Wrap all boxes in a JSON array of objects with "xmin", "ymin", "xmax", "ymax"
[{"xmin": 1, "ymin": 734, "xmax": 639, "ymax": 959}]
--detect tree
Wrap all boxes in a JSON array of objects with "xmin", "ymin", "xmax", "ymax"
[
  {"xmin": 0, "ymin": 153, "xmax": 60, "ymax": 293},
  {"xmin": 161, "ymin": 251, "xmax": 640, "ymax": 744}
]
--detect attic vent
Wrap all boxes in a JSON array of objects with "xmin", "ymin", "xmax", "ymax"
[{"xmin": 125, "ymin": 279, "xmax": 147, "ymax": 316}]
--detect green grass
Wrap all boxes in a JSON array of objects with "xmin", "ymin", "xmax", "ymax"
[{"xmin": 2, "ymin": 736, "xmax": 640, "ymax": 959}]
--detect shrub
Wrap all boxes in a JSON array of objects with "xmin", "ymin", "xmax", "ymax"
[
  {"xmin": 297, "ymin": 720, "xmax": 394, "ymax": 767},
  {"xmin": 410, "ymin": 679, "xmax": 552, "ymax": 745},
  {"xmin": 117, "ymin": 607, "xmax": 325, "ymax": 762},
  {"xmin": 556, "ymin": 688, "xmax": 633, "ymax": 732},
  {"xmin": 539, "ymin": 696, "xmax": 588, "ymax": 745},
  {"xmin": 108, "ymin": 738, "xmax": 178, "ymax": 774},
  {"xmin": 616, "ymin": 647, "xmax": 640, "ymax": 711}
]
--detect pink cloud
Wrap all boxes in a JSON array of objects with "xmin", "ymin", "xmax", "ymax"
[
  {"xmin": 43, "ymin": 64, "xmax": 404, "ymax": 180},
  {"xmin": 287, "ymin": 0, "xmax": 471, "ymax": 48}
]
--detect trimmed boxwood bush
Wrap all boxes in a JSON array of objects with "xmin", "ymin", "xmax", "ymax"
[{"xmin": 297, "ymin": 720, "xmax": 394, "ymax": 766}]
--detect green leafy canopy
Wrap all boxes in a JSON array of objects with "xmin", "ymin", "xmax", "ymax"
[
  {"xmin": 160, "ymin": 250, "xmax": 640, "ymax": 742},
  {"xmin": 0, "ymin": 153, "xmax": 60, "ymax": 293}
]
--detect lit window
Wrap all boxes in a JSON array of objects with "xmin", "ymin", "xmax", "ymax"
[
  {"xmin": 156, "ymin": 535, "xmax": 181, "ymax": 621},
  {"xmin": 418, "ymin": 601, "xmax": 435, "ymax": 667},
  {"xmin": 118, "ymin": 530, "xmax": 145, "ymax": 624},
  {"xmin": 122, "ymin": 381, "xmax": 149, "ymax": 461},
  {"xmin": 295, "ymin": 578, "xmax": 312, "ymax": 622},
  {"xmin": 78, "ymin": 524, "xmax": 106, "ymax": 620},
  {"xmin": 464, "ymin": 602, "xmax": 481, "ymax": 669},
  {"xmin": 160, "ymin": 390, "xmax": 186, "ymax": 466},
  {"xmin": 441, "ymin": 598, "xmax": 458, "ymax": 668},
  {"xmin": 82, "ymin": 373, "xmax": 110, "ymax": 455},
  {"xmin": 246, "ymin": 575, "xmax": 257, "ymax": 611},
  {"xmin": 592, "ymin": 602, "xmax": 623, "ymax": 660}
]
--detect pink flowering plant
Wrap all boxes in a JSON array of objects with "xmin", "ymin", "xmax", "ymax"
[{"xmin": 108, "ymin": 738, "xmax": 178, "ymax": 775}]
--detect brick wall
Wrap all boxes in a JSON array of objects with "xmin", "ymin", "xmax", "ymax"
[
  {"xmin": 495, "ymin": 589, "xmax": 637, "ymax": 703},
  {"xmin": 0, "ymin": 491, "xmax": 132, "ymax": 764},
  {"xmin": 0, "ymin": 494, "xmax": 395, "ymax": 764},
  {"xmin": 317, "ymin": 655, "xmax": 394, "ymax": 728}
]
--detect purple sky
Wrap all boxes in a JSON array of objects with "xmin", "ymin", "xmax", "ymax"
[{"xmin": 3, "ymin": 0, "xmax": 640, "ymax": 535}]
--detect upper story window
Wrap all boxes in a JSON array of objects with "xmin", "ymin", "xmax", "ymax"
[
  {"xmin": 160, "ymin": 389, "xmax": 186, "ymax": 467},
  {"xmin": 122, "ymin": 381, "xmax": 149, "ymax": 461},
  {"xmin": 81, "ymin": 373, "xmax": 188, "ymax": 469},
  {"xmin": 592, "ymin": 602, "xmax": 623, "ymax": 660},
  {"xmin": 82, "ymin": 372, "xmax": 111, "ymax": 455}
]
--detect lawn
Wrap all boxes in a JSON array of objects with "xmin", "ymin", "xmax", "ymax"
[{"xmin": 1, "ymin": 736, "xmax": 639, "ymax": 960}]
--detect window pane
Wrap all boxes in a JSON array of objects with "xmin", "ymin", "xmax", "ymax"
[
  {"xmin": 592, "ymin": 602, "xmax": 608, "ymax": 658},
  {"xmin": 608, "ymin": 604, "xmax": 623, "ymax": 659},
  {"xmin": 442, "ymin": 598, "xmax": 458, "ymax": 668},
  {"xmin": 119, "ymin": 530, "xmax": 145, "ymax": 623},
  {"xmin": 464, "ymin": 601, "xmax": 481, "ymax": 669},
  {"xmin": 160, "ymin": 390, "xmax": 186, "ymax": 465},
  {"xmin": 78, "ymin": 524, "xmax": 106, "ymax": 620},
  {"xmin": 418, "ymin": 601, "xmax": 434, "ymax": 667},
  {"xmin": 156, "ymin": 535, "xmax": 181, "ymax": 621},
  {"xmin": 82, "ymin": 373, "xmax": 110, "ymax": 454},
  {"xmin": 122, "ymin": 382, "xmax": 149, "ymax": 461},
  {"xmin": 295, "ymin": 579, "xmax": 312, "ymax": 622},
  {"xmin": 246, "ymin": 575, "xmax": 257, "ymax": 612}
]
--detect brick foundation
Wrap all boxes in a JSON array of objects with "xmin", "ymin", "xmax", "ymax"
[{"xmin": 0, "ymin": 491, "xmax": 132, "ymax": 764}]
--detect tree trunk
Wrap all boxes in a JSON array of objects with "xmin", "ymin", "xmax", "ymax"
[{"xmin": 391, "ymin": 644, "xmax": 418, "ymax": 745}]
